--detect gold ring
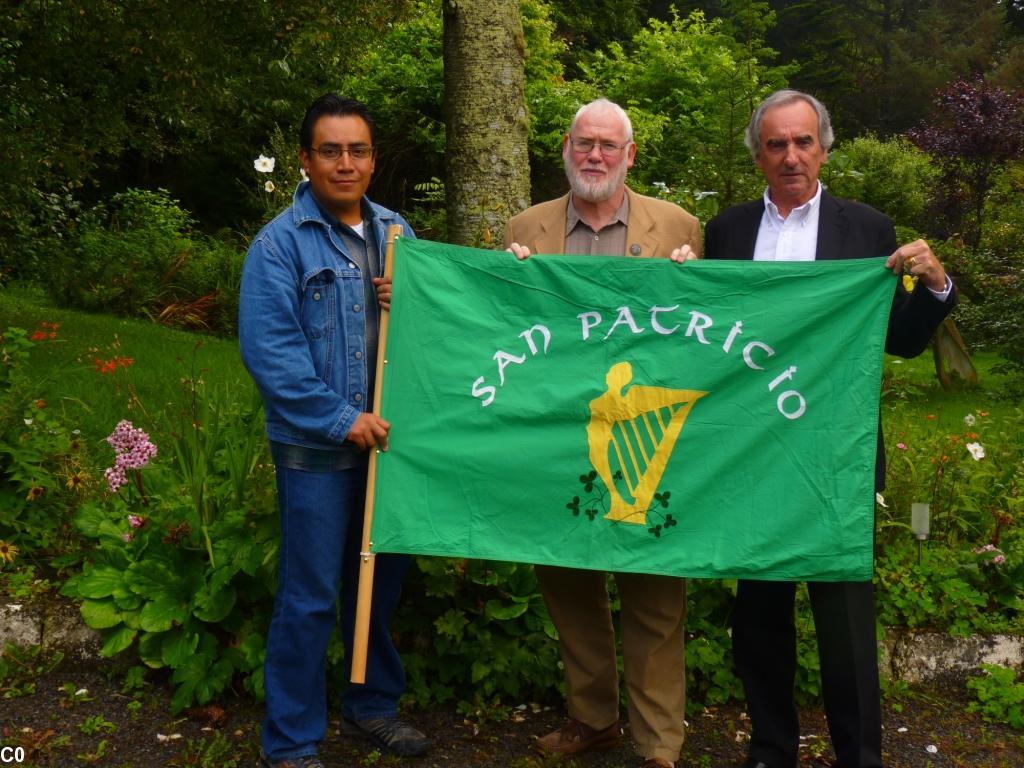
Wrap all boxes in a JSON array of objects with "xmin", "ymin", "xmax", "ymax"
[{"xmin": 908, "ymin": 256, "xmax": 917, "ymax": 268}]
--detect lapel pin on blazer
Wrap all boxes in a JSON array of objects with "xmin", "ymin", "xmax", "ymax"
[{"xmin": 630, "ymin": 243, "xmax": 641, "ymax": 256}]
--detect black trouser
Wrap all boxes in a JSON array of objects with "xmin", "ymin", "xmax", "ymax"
[{"xmin": 732, "ymin": 579, "xmax": 883, "ymax": 768}]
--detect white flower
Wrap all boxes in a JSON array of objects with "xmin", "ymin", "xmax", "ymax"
[
  {"xmin": 875, "ymin": 493, "xmax": 888, "ymax": 508},
  {"xmin": 23, "ymin": 418, "xmax": 33, "ymax": 426},
  {"xmin": 964, "ymin": 413, "xmax": 976, "ymax": 426},
  {"xmin": 264, "ymin": 180, "xmax": 275, "ymax": 193},
  {"xmin": 253, "ymin": 154, "xmax": 276, "ymax": 173},
  {"xmin": 966, "ymin": 442, "xmax": 985, "ymax": 460},
  {"xmin": 300, "ymin": 168, "xmax": 309, "ymax": 182},
  {"xmin": 925, "ymin": 744, "xmax": 938, "ymax": 754}
]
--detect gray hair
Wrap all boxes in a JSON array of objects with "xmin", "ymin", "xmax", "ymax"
[
  {"xmin": 569, "ymin": 98, "xmax": 634, "ymax": 142},
  {"xmin": 744, "ymin": 89, "xmax": 834, "ymax": 159}
]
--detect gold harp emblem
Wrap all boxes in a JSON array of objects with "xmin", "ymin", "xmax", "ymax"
[{"xmin": 587, "ymin": 362, "xmax": 707, "ymax": 525}]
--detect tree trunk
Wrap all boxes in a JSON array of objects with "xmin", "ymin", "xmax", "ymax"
[{"xmin": 443, "ymin": 0, "xmax": 530, "ymax": 247}]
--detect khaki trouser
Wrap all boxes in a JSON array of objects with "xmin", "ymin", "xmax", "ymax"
[{"xmin": 536, "ymin": 565, "xmax": 686, "ymax": 763}]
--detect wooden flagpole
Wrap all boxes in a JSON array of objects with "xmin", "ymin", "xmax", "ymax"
[{"xmin": 350, "ymin": 223, "xmax": 402, "ymax": 684}]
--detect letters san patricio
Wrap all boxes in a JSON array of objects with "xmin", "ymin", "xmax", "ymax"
[{"xmin": 470, "ymin": 304, "xmax": 808, "ymax": 421}]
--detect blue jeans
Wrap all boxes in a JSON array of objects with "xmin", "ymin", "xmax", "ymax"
[{"xmin": 261, "ymin": 463, "xmax": 410, "ymax": 760}]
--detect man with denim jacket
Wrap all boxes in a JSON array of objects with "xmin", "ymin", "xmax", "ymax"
[{"xmin": 240, "ymin": 94, "xmax": 429, "ymax": 768}]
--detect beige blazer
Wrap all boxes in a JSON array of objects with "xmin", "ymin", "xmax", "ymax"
[{"xmin": 502, "ymin": 187, "xmax": 702, "ymax": 258}]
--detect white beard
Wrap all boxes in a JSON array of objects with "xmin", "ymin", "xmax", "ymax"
[{"xmin": 564, "ymin": 156, "xmax": 628, "ymax": 203}]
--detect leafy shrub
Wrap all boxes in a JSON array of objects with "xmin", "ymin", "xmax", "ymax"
[
  {"xmin": 51, "ymin": 189, "xmax": 191, "ymax": 312},
  {"xmin": 876, "ymin": 543, "xmax": 996, "ymax": 635},
  {"xmin": 0, "ymin": 189, "xmax": 84, "ymax": 286},
  {"xmin": 389, "ymin": 558, "xmax": 561, "ymax": 707},
  {"xmin": 824, "ymin": 136, "xmax": 938, "ymax": 231},
  {"xmin": 46, "ymin": 189, "xmax": 245, "ymax": 334},
  {"xmin": 685, "ymin": 580, "xmax": 744, "ymax": 710},
  {"xmin": 967, "ymin": 663, "xmax": 1024, "ymax": 729}
]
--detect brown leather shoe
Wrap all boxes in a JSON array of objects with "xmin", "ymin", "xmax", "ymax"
[
  {"xmin": 535, "ymin": 718, "xmax": 621, "ymax": 756},
  {"xmin": 642, "ymin": 758, "xmax": 674, "ymax": 768}
]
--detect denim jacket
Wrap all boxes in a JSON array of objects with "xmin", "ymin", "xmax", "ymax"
[{"xmin": 239, "ymin": 182, "xmax": 415, "ymax": 450}]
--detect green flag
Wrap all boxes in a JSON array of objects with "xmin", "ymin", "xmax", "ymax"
[{"xmin": 371, "ymin": 238, "xmax": 896, "ymax": 581}]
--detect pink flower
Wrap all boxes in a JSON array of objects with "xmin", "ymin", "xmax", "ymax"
[
  {"xmin": 974, "ymin": 544, "xmax": 1006, "ymax": 567},
  {"xmin": 896, "ymin": 442, "xmax": 907, "ymax": 451},
  {"xmin": 127, "ymin": 514, "xmax": 146, "ymax": 529},
  {"xmin": 104, "ymin": 465, "xmax": 127, "ymax": 493},
  {"xmin": 103, "ymin": 420, "xmax": 157, "ymax": 493}
]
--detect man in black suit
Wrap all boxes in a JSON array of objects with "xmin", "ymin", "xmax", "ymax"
[{"xmin": 677, "ymin": 90, "xmax": 956, "ymax": 768}]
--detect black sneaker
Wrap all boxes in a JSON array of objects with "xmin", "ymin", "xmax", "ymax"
[
  {"xmin": 257, "ymin": 750, "xmax": 325, "ymax": 768},
  {"xmin": 341, "ymin": 715, "xmax": 432, "ymax": 756}
]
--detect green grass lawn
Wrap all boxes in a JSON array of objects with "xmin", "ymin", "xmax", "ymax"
[
  {"xmin": 1, "ymin": 284, "xmax": 253, "ymax": 445},
  {"xmin": 882, "ymin": 347, "xmax": 1022, "ymax": 429}
]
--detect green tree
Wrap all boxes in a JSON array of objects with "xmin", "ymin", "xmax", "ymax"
[
  {"xmin": 757, "ymin": 0, "xmax": 1024, "ymax": 137},
  {"xmin": 0, "ymin": 0, "xmax": 415, "ymax": 253},
  {"xmin": 583, "ymin": 8, "xmax": 792, "ymax": 206},
  {"xmin": 909, "ymin": 77, "xmax": 1024, "ymax": 248},
  {"xmin": 333, "ymin": 0, "xmax": 446, "ymax": 224}
]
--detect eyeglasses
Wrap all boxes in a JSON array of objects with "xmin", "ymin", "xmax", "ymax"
[
  {"xmin": 310, "ymin": 144, "xmax": 374, "ymax": 161},
  {"xmin": 569, "ymin": 137, "xmax": 631, "ymax": 158}
]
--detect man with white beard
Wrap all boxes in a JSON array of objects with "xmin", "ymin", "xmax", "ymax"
[{"xmin": 502, "ymin": 98, "xmax": 701, "ymax": 768}]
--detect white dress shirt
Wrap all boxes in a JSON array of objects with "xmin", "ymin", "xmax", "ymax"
[
  {"xmin": 753, "ymin": 183, "xmax": 953, "ymax": 301},
  {"xmin": 753, "ymin": 184, "xmax": 822, "ymax": 262}
]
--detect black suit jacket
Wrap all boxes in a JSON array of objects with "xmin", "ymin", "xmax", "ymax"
[{"xmin": 705, "ymin": 190, "xmax": 956, "ymax": 489}]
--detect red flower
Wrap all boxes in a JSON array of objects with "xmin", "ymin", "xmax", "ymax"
[
  {"xmin": 30, "ymin": 322, "xmax": 59, "ymax": 342},
  {"xmin": 93, "ymin": 356, "xmax": 134, "ymax": 375}
]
